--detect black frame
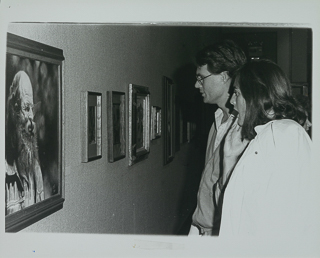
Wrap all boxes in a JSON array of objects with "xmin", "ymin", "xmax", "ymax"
[
  {"xmin": 163, "ymin": 76, "xmax": 175, "ymax": 165},
  {"xmin": 128, "ymin": 84, "xmax": 150, "ymax": 166},
  {"xmin": 81, "ymin": 91, "xmax": 102, "ymax": 162},
  {"xmin": 107, "ymin": 91, "xmax": 126, "ymax": 162}
]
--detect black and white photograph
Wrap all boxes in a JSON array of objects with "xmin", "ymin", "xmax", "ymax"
[{"xmin": 0, "ymin": 1, "xmax": 319, "ymax": 257}]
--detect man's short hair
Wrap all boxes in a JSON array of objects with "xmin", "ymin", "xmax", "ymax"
[{"xmin": 196, "ymin": 40, "xmax": 247, "ymax": 78}]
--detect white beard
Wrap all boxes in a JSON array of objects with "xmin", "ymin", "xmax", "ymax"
[{"xmin": 15, "ymin": 122, "xmax": 38, "ymax": 197}]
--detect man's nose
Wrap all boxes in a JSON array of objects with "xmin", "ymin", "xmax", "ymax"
[
  {"xmin": 28, "ymin": 118, "xmax": 34, "ymax": 133},
  {"xmin": 195, "ymin": 81, "xmax": 201, "ymax": 89},
  {"xmin": 230, "ymin": 93, "xmax": 236, "ymax": 105},
  {"xmin": 29, "ymin": 107, "xmax": 34, "ymax": 120}
]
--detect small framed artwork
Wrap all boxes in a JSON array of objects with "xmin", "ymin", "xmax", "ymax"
[
  {"xmin": 163, "ymin": 76, "xmax": 175, "ymax": 165},
  {"xmin": 107, "ymin": 91, "xmax": 126, "ymax": 162},
  {"xmin": 5, "ymin": 33, "xmax": 65, "ymax": 232},
  {"xmin": 151, "ymin": 106, "xmax": 161, "ymax": 140},
  {"xmin": 291, "ymin": 83, "xmax": 308, "ymax": 97},
  {"xmin": 81, "ymin": 91, "xmax": 102, "ymax": 162},
  {"xmin": 175, "ymin": 98, "xmax": 181, "ymax": 152},
  {"xmin": 187, "ymin": 122, "xmax": 191, "ymax": 143},
  {"xmin": 182, "ymin": 118, "xmax": 188, "ymax": 144},
  {"xmin": 179, "ymin": 107, "xmax": 185, "ymax": 145},
  {"xmin": 128, "ymin": 84, "xmax": 150, "ymax": 166},
  {"xmin": 187, "ymin": 122, "xmax": 197, "ymax": 143}
]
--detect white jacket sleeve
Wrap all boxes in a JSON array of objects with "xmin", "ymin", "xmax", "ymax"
[{"xmin": 257, "ymin": 120, "xmax": 313, "ymax": 236}]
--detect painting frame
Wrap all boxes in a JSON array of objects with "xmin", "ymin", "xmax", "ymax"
[
  {"xmin": 107, "ymin": 91, "xmax": 126, "ymax": 162},
  {"xmin": 163, "ymin": 76, "xmax": 175, "ymax": 165},
  {"xmin": 187, "ymin": 121, "xmax": 197, "ymax": 143},
  {"xmin": 128, "ymin": 84, "xmax": 150, "ymax": 166},
  {"xmin": 5, "ymin": 33, "xmax": 65, "ymax": 232},
  {"xmin": 151, "ymin": 106, "xmax": 161, "ymax": 140},
  {"xmin": 81, "ymin": 91, "xmax": 102, "ymax": 162},
  {"xmin": 291, "ymin": 83, "xmax": 309, "ymax": 97}
]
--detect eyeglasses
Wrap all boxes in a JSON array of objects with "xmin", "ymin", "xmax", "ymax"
[{"xmin": 196, "ymin": 74, "xmax": 214, "ymax": 86}]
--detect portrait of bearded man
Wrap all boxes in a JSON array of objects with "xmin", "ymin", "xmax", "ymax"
[{"xmin": 5, "ymin": 70, "xmax": 44, "ymax": 215}]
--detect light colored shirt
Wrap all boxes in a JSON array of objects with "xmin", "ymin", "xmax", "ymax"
[
  {"xmin": 220, "ymin": 119, "xmax": 316, "ymax": 237},
  {"xmin": 191, "ymin": 108, "xmax": 238, "ymax": 234}
]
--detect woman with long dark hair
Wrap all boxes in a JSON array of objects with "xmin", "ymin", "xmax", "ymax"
[{"xmin": 219, "ymin": 59, "xmax": 316, "ymax": 237}]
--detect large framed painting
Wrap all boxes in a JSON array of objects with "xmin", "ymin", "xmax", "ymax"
[
  {"xmin": 163, "ymin": 76, "xmax": 175, "ymax": 165},
  {"xmin": 81, "ymin": 91, "xmax": 102, "ymax": 162},
  {"xmin": 107, "ymin": 91, "xmax": 126, "ymax": 162},
  {"xmin": 128, "ymin": 84, "xmax": 150, "ymax": 166},
  {"xmin": 5, "ymin": 33, "xmax": 65, "ymax": 232}
]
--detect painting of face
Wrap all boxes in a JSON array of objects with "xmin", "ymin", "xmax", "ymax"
[
  {"xmin": 5, "ymin": 54, "xmax": 61, "ymax": 216},
  {"xmin": 230, "ymin": 77, "xmax": 246, "ymax": 126}
]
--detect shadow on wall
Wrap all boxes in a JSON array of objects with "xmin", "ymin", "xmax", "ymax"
[
  {"xmin": 172, "ymin": 63, "xmax": 208, "ymax": 235},
  {"xmin": 174, "ymin": 63, "xmax": 203, "ymax": 127}
]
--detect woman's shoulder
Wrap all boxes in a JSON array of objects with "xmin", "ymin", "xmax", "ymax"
[
  {"xmin": 255, "ymin": 119, "xmax": 311, "ymax": 153},
  {"xmin": 257, "ymin": 119, "xmax": 304, "ymax": 137}
]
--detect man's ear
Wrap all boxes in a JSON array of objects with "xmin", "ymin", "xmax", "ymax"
[{"xmin": 220, "ymin": 71, "xmax": 229, "ymax": 82}]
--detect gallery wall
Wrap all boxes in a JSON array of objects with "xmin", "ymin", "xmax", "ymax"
[{"xmin": 7, "ymin": 23, "xmax": 218, "ymax": 234}]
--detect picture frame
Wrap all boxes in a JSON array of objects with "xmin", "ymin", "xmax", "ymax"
[
  {"xmin": 128, "ymin": 84, "xmax": 150, "ymax": 166},
  {"xmin": 187, "ymin": 121, "xmax": 197, "ymax": 143},
  {"xmin": 107, "ymin": 91, "xmax": 126, "ymax": 162},
  {"xmin": 163, "ymin": 76, "xmax": 175, "ymax": 165},
  {"xmin": 291, "ymin": 83, "xmax": 309, "ymax": 97},
  {"xmin": 182, "ymin": 118, "xmax": 188, "ymax": 144},
  {"xmin": 151, "ymin": 106, "xmax": 161, "ymax": 140},
  {"xmin": 179, "ymin": 107, "xmax": 185, "ymax": 145},
  {"xmin": 5, "ymin": 33, "xmax": 65, "ymax": 232},
  {"xmin": 221, "ymin": 31, "xmax": 277, "ymax": 63},
  {"xmin": 175, "ymin": 98, "xmax": 181, "ymax": 152},
  {"xmin": 81, "ymin": 91, "xmax": 102, "ymax": 162},
  {"xmin": 187, "ymin": 122, "xmax": 191, "ymax": 143}
]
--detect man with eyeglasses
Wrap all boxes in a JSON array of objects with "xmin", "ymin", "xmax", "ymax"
[{"xmin": 189, "ymin": 40, "xmax": 248, "ymax": 236}]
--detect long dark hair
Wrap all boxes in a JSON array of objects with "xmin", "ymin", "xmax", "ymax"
[{"xmin": 236, "ymin": 59, "xmax": 307, "ymax": 140}]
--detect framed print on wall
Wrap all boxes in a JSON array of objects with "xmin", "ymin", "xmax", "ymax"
[
  {"xmin": 187, "ymin": 122, "xmax": 197, "ymax": 143},
  {"xmin": 107, "ymin": 91, "xmax": 126, "ymax": 162},
  {"xmin": 291, "ymin": 83, "xmax": 309, "ymax": 97},
  {"xmin": 128, "ymin": 84, "xmax": 150, "ymax": 166},
  {"xmin": 151, "ymin": 106, "xmax": 161, "ymax": 140},
  {"xmin": 163, "ymin": 76, "xmax": 175, "ymax": 165},
  {"xmin": 81, "ymin": 91, "xmax": 102, "ymax": 162},
  {"xmin": 155, "ymin": 107, "xmax": 162, "ymax": 139},
  {"xmin": 5, "ymin": 33, "xmax": 65, "ymax": 232}
]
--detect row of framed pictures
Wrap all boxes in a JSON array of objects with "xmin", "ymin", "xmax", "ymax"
[
  {"xmin": 4, "ymin": 32, "xmax": 180, "ymax": 231},
  {"xmin": 81, "ymin": 77, "xmax": 175, "ymax": 166}
]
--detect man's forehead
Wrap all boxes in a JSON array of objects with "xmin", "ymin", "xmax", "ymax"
[
  {"xmin": 21, "ymin": 94, "xmax": 33, "ymax": 104},
  {"xmin": 18, "ymin": 77, "xmax": 34, "ymax": 103},
  {"xmin": 19, "ymin": 83, "xmax": 33, "ymax": 97}
]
